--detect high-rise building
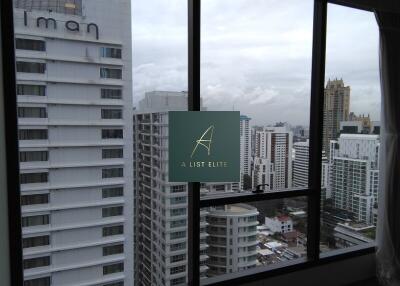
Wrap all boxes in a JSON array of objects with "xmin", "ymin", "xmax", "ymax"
[
  {"xmin": 292, "ymin": 140, "xmax": 329, "ymax": 190},
  {"xmin": 330, "ymin": 134, "xmax": 380, "ymax": 225},
  {"xmin": 252, "ymin": 127, "xmax": 293, "ymax": 190},
  {"xmin": 240, "ymin": 115, "xmax": 251, "ymax": 190},
  {"xmin": 206, "ymin": 204, "xmax": 258, "ymax": 277},
  {"xmin": 14, "ymin": 1, "xmax": 133, "ymax": 285},
  {"xmin": 323, "ymin": 79, "xmax": 350, "ymax": 156},
  {"xmin": 133, "ymin": 91, "xmax": 211, "ymax": 286}
]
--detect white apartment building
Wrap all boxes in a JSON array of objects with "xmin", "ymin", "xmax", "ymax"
[
  {"xmin": 206, "ymin": 204, "xmax": 259, "ymax": 277},
  {"xmin": 264, "ymin": 215, "xmax": 293, "ymax": 234},
  {"xmin": 293, "ymin": 140, "xmax": 329, "ymax": 191},
  {"xmin": 330, "ymin": 134, "xmax": 380, "ymax": 225},
  {"xmin": 14, "ymin": 1, "xmax": 133, "ymax": 285},
  {"xmin": 133, "ymin": 91, "xmax": 210, "ymax": 286},
  {"xmin": 240, "ymin": 115, "xmax": 251, "ymax": 190},
  {"xmin": 252, "ymin": 127, "xmax": 293, "ymax": 190}
]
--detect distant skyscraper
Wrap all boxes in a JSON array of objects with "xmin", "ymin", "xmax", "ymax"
[
  {"xmin": 330, "ymin": 134, "xmax": 380, "ymax": 225},
  {"xmin": 323, "ymin": 79, "xmax": 350, "ymax": 156},
  {"xmin": 14, "ymin": 1, "xmax": 133, "ymax": 285},
  {"xmin": 240, "ymin": 115, "xmax": 251, "ymax": 189},
  {"xmin": 252, "ymin": 127, "xmax": 293, "ymax": 190},
  {"xmin": 206, "ymin": 204, "xmax": 258, "ymax": 276}
]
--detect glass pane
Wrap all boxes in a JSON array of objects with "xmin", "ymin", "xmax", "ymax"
[
  {"xmin": 320, "ymin": 4, "xmax": 380, "ymax": 252},
  {"xmin": 201, "ymin": 0, "xmax": 314, "ymax": 195},
  {"xmin": 200, "ymin": 197, "xmax": 307, "ymax": 282},
  {"xmin": 132, "ymin": 1, "xmax": 188, "ymax": 286}
]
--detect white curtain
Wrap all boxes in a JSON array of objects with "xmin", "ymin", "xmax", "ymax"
[{"xmin": 375, "ymin": 11, "xmax": 400, "ymax": 286}]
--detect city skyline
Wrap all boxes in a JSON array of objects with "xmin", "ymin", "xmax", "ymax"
[{"xmin": 132, "ymin": 1, "xmax": 380, "ymax": 126}]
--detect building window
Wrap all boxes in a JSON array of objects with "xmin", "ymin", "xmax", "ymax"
[
  {"xmin": 170, "ymin": 254, "xmax": 185, "ymax": 263},
  {"xmin": 18, "ymin": 129, "xmax": 48, "ymax": 140},
  {"xmin": 100, "ymin": 47, "xmax": 122, "ymax": 59},
  {"xmin": 171, "ymin": 277, "xmax": 186, "ymax": 286},
  {"xmin": 23, "ymin": 256, "xmax": 50, "ymax": 269},
  {"xmin": 23, "ymin": 277, "xmax": 51, "ymax": 286},
  {"xmin": 17, "ymin": 84, "xmax": 46, "ymax": 96},
  {"xmin": 102, "ymin": 129, "xmax": 123, "ymax": 139},
  {"xmin": 102, "ymin": 282, "xmax": 123, "ymax": 286},
  {"xmin": 170, "ymin": 231, "xmax": 186, "ymax": 239},
  {"xmin": 101, "ymin": 109, "xmax": 123, "ymax": 119},
  {"xmin": 19, "ymin": 151, "xmax": 48, "ymax": 162},
  {"xmin": 16, "ymin": 38, "xmax": 46, "ymax": 51},
  {"xmin": 170, "ymin": 265, "xmax": 186, "ymax": 274},
  {"xmin": 102, "ymin": 168, "xmax": 123, "ymax": 178},
  {"xmin": 102, "ymin": 206, "xmax": 123, "ymax": 217},
  {"xmin": 16, "ymin": 61, "xmax": 46, "ymax": 73},
  {"xmin": 102, "ymin": 187, "xmax": 123, "ymax": 198},
  {"xmin": 103, "ymin": 244, "xmax": 124, "ymax": 256},
  {"xmin": 100, "ymin": 67, "xmax": 122, "ymax": 79},
  {"xmin": 102, "ymin": 225, "xmax": 123, "ymax": 237},
  {"xmin": 101, "ymin": 88, "xmax": 122, "ymax": 99},
  {"xmin": 22, "ymin": 215, "xmax": 49, "ymax": 227},
  {"xmin": 23, "ymin": 235, "xmax": 50, "ymax": 248},
  {"xmin": 21, "ymin": 194, "xmax": 49, "ymax": 205},
  {"xmin": 103, "ymin": 263, "xmax": 124, "ymax": 275},
  {"xmin": 20, "ymin": 172, "xmax": 48, "ymax": 184},
  {"xmin": 18, "ymin": 107, "xmax": 47, "ymax": 118},
  {"xmin": 102, "ymin": 148, "xmax": 123, "ymax": 159}
]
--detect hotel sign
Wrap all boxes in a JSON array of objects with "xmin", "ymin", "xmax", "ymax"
[{"xmin": 169, "ymin": 111, "xmax": 240, "ymax": 182}]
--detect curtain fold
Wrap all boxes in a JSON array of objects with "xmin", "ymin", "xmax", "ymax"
[{"xmin": 375, "ymin": 11, "xmax": 400, "ymax": 286}]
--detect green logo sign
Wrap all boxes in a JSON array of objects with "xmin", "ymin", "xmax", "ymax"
[{"xmin": 169, "ymin": 111, "xmax": 240, "ymax": 182}]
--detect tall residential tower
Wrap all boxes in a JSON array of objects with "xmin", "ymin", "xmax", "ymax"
[{"xmin": 14, "ymin": 1, "xmax": 133, "ymax": 285}]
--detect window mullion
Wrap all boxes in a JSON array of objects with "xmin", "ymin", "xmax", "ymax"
[{"xmin": 307, "ymin": 0, "xmax": 328, "ymax": 261}]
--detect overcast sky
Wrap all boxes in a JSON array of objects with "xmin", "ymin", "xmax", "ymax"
[{"xmin": 132, "ymin": 0, "xmax": 380, "ymax": 126}]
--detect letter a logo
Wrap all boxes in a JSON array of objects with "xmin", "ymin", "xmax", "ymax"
[{"xmin": 190, "ymin": 125, "xmax": 214, "ymax": 158}]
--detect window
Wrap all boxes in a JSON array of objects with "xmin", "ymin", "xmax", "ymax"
[
  {"xmin": 18, "ymin": 107, "xmax": 47, "ymax": 118},
  {"xmin": 102, "ymin": 148, "xmax": 123, "ymax": 159},
  {"xmin": 101, "ymin": 109, "xmax": 123, "ymax": 119},
  {"xmin": 16, "ymin": 38, "xmax": 46, "ymax": 51},
  {"xmin": 23, "ymin": 256, "xmax": 50, "ymax": 269},
  {"xmin": 170, "ymin": 254, "xmax": 185, "ymax": 263},
  {"xmin": 102, "ymin": 168, "xmax": 123, "ymax": 178},
  {"xmin": 20, "ymin": 151, "xmax": 48, "ymax": 162},
  {"xmin": 20, "ymin": 172, "xmax": 48, "ymax": 184},
  {"xmin": 22, "ymin": 215, "xmax": 49, "ymax": 227},
  {"xmin": 103, "ymin": 263, "xmax": 124, "ymax": 275},
  {"xmin": 170, "ymin": 231, "xmax": 186, "ymax": 239},
  {"xmin": 17, "ymin": 84, "xmax": 46, "ymax": 96},
  {"xmin": 102, "ymin": 187, "xmax": 123, "ymax": 198},
  {"xmin": 170, "ymin": 265, "xmax": 186, "ymax": 274},
  {"xmin": 101, "ymin": 47, "xmax": 122, "ymax": 59},
  {"xmin": 102, "ymin": 206, "xmax": 123, "ymax": 217},
  {"xmin": 16, "ymin": 61, "xmax": 46, "ymax": 73},
  {"xmin": 100, "ymin": 67, "xmax": 122, "ymax": 79},
  {"xmin": 102, "ymin": 129, "xmax": 123, "ymax": 139},
  {"xmin": 103, "ymin": 244, "xmax": 124, "ymax": 256},
  {"xmin": 101, "ymin": 88, "xmax": 122, "ymax": 99},
  {"xmin": 102, "ymin": 282, "xmax": 123, "ymax": 286},
  {"xmin": 19, "ymin": 129, "xmax": 48, "ymax": 140},
  {"xmin": 23, "ymin": 235, "xmax": 50, "ymax": 248},
  {"xmin": 21, "ymin": 194, "xmax": 49, "ymax": 205},
  {"xmin": 23, "ymin": 277, "xmax": 51, "ymax": 286},
  {"xmin": 102, "ymin": 225, "xmax": 124, "ymax": 237}
]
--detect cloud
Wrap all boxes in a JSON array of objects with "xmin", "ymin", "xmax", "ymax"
[{"xmin": 132, "ymin": 1, "xmax": 381, "ymax": 125}]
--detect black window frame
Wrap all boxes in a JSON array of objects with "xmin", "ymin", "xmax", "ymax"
[
  {"xmin": 187, "ymin": 0, "xmax": 375, "ymax": 285},
  {"xmin": 0, "ymin": 0, "xmax": 378, "ymax": 285}
]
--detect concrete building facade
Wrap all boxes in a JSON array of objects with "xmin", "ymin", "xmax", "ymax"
[{"xmin": 14, "ymin": 1, "xmax": 133, "ymax": 285}]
